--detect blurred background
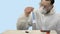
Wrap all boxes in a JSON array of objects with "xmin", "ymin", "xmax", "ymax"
[{"xmin": 0, "ymin": 0, "xmax": 60, "ymax": 33}]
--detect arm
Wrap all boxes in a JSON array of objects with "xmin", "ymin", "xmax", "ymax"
[
  {"xmin": 55, "ymin": 19, "xmax": 60, "ymax": 34},
  {"xmin": 16, "ymin": 13, "xmax": 32, "ymax": 30}
]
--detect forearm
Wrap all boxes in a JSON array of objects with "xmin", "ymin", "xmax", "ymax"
[{"xmin": 16, "ymin": 13, "xmax": 32, "ymax": 30}]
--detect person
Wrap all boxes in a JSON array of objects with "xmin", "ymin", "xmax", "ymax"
[{"xmin": 16, "ymin": 0, "xmax": 60, "ymax": 34}]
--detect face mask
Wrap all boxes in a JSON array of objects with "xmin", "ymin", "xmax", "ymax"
[{"xmin": 39, "ymin": 6, "xmax": 47, "ymax": 14}]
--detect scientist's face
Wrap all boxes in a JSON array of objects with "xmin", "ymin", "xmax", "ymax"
[{"xmin": 39, "ymin": 0, "xmax": 53, "ymax": 14}]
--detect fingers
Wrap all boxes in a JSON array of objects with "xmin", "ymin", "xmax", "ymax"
[{"xmin": 25, "ymin": 7, "xmax": 34, "ymax": 12}]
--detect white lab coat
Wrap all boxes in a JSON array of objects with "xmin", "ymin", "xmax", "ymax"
[{"xmin": 17, "ymin": 8, "xmax": 60, "ymax": 34}]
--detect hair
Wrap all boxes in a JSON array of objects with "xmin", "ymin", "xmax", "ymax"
[
  {"xmin": 41, "ymin": 0, "xmax": 55, "ymax": 5},
  {"xmin": 49, "ymin": 0, "xmax": 55, "ymax": 5}
]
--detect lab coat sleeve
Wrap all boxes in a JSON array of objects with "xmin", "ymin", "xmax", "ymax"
[
  {"xmin": 55, "ymin": 19, "xmax": 60, "ymax": 34},
  {"xmin": 16, "ymin": 13, "xmax": 32, "ymax": 30}
]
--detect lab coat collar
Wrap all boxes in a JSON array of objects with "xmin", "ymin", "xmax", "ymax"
[{"xmin": 43, "ymin": 7, "xmax": 55, "ymax": 16}]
